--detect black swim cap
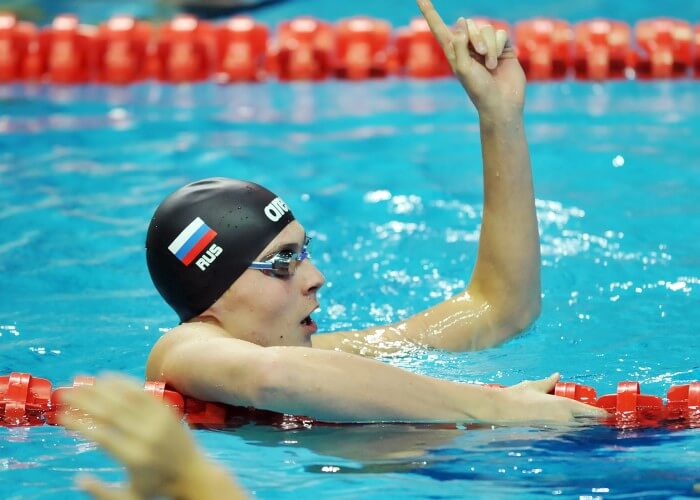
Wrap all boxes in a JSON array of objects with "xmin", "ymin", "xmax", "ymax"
[{"xmin": 146, "ymin": 178, "xmax": 295, "ymax": 322}]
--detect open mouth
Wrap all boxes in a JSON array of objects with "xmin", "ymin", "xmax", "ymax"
[{"xmin": 300, "ymin": 306, "xmax": 319, "ymax": 334}]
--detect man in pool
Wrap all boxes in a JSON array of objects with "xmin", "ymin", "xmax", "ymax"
[{"xmin": 145, "ymin": 0, "xmax": 607, "ymax": 424}]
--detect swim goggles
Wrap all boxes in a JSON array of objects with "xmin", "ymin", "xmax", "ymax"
[{"xmin": 248, "ymin": 237, "xmax": 311, "ymax": 277}]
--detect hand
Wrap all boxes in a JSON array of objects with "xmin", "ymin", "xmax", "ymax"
[
  {"xmin": 494, "ymin": 373, "xmax": 608, "ymax": 423},
  {"xmin": 58, "ymin": 374, "xmax": 244, "ymax": 500},
  {"xmin": 416, "ymin": 0, "xmax": 526, "ymax": 116}
]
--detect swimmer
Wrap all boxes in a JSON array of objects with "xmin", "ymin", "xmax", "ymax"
[
  {"xmin": 59, "ymin": 374, "xmax": 247, "ymax": 500},
  {"xmin": 144, "ymin": 0, "xmax": 607, "ymax": 423}
]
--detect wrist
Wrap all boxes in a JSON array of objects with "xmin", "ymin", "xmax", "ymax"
[
  {"xmin": 478, "ymin": 108, "xmax": 524, "ymax": 130},
  {"xmin": 451, "ymin": 383, "xmax": 504, "ymax": 423},
  {"xmin": 472, "ymin": 85, "xmax": 526, "ymax": 121}
]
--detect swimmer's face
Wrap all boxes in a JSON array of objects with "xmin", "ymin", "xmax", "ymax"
[{"xmin": 207, "ymin": 221, "xmax": 325, "ymax": 347}]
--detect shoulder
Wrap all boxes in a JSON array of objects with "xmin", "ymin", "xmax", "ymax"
[
  {"xmin": 145, "ymin": 322, "xmax": 277, "ymax": 406},
  {"xmin": 145, "ymin": 322, "xmax": 238, "ymax": 381}
]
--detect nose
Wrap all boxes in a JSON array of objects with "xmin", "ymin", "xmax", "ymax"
[{"xmin": 301, "ymin": 260, "xmax": 325, "ymax": 296}]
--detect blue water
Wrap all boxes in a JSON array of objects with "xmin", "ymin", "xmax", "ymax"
[{"xmin": 1, "ymin": 79, "xmax": 699, "ymax": 498}]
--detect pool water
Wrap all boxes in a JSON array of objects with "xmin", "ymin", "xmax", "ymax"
[{"xmin": 0, "ymin": 78, "xmax": 699, "ymax": 498}]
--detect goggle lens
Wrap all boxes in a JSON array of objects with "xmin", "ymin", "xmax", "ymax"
[{"xmin": 249, "ymin": 237, "xmax": 311, "ymax": 277}]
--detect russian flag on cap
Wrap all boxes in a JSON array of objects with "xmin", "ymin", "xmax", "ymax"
[{"xmin": 168, "ymin": 217, "xmax": 218, "ymax": 266}]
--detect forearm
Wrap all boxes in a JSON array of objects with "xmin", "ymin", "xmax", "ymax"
[
  {"xmin": 469, "ymin": 110, "xmax": 541, "ymax": 328},
  {"xmin": 258, "ymin": 346, "xmax": 497, "ymax": 423}
]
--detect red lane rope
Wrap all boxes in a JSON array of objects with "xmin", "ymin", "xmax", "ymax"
[
  {"xmin": 0, "ymin": 12, "xmax": 698, "ymax": 84},
  {"xmin": 1, "ymin": 372, "xmax": 699, "ymax": 429}
]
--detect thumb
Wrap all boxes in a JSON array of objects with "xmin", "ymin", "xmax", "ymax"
[
  {"xmin": 77, "ymin": 475, "xmax": 137, "ymax": 500},
  {"xmin": 571, "ymin": 400, "xmax": 609, "ymax": 418},
  {"xmin": 529, "ymin": 373, "xmax": 561, "ymax": 393}
]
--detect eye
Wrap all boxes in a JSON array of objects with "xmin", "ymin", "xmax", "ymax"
[{"xmin": 276, "ymin": 250, "xmax": 295, "ymax": 259}]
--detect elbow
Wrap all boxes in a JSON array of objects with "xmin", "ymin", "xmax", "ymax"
[
  {"xmin": 520, "ymin": 293, "xmax": 541, "ymax": 329},
  {"xmin": 497, "ymin": 294, "xmax": 541, "ymax": 342},
  {"xmin": 499, "ymin": 281, "xmax": 541, "ymax": 331},
  {"xmin": 472, "ymin": 296, "xmax": 541, "ymax": 351}
]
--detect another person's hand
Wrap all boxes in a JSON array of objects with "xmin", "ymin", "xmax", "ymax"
[
  {"xmin": 59, "ymin": 374, "xmax": 246, "ymax": 500},
  {"xmin": 417, "ymin": 0, "xmax": 526, "ymax": 116},
  {"xmin": 493, "ymin": 373, "xmax": 608, "ymax": 423}
]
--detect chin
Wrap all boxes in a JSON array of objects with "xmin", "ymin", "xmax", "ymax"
[{"xmin": 275, "ymin": 336, "xmax": 310, "ymax": 348}]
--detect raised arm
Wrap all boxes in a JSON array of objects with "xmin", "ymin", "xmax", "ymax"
[
  {"xmin": 314, "ymin": 1, "xmax": 539, "ymax": 354},
  {"xmin": 148, "ymin": 324, "xmax": 604, "ymax": 424}
]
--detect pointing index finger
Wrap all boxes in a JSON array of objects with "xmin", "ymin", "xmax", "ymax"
[{"xmin": 416, "ymin": 0, "xmax": 453, "ymax": 48}]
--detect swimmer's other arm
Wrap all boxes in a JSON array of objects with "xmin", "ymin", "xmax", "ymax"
[
  {"xmin": 315, "ymin": 3, "xmax": 540, "ymax": 354},
  {"xmin": 149, "ymin": 327, "xmax": 604, "ymax": 423},
  {"xmin": 59, "ymin": 375, "xmax": 246, "ymax": 500}
]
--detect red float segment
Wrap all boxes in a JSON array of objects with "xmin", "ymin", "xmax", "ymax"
[
  {"xmin": 514, "ymin": 18, "xmax": 573, "ymax": 80},
  {"xmin": 144, "ymin": 382, "xmax": 229, "ymax": 425},
  {"xmin": 553, "ymin": 382, "xmax": 598, "ymax": 404},
  {"xmin": 633, "ymin": 18, "xmax": 693, "ymax": 79},
  {"xmin": 334, "ymin": 17, "xmax": 395, "ymax": 80},
  {"xmin": 0, "ymin": 13, "xmax": 38, "ymax": 82},
  {"xmin": 215, "ymin": 16, "xmax": 268, "ymax": 82},
  {"xmin": 143, "ymin": 380, "xmax": 186, "ymax": 414},
  {"xmin": 94, "ymin": 15, "xmax": 153, "ymax": 84},
  {"xmin": 0, "ymin": 373, "xmax": 52, "ymax": 426},
  {"xmin": 35, "ymin": 14, "xmax": 97, "ymax": 84},
  {"xmin": 395, "ymin": 17, "xmax": 451, "ymax": 78},
  {"xmin": 596, "ymin": 381, "xmax": 665, "ymax": 427},
  {"xmin": 269, "ymin": 17, "xmax": 334, "ymax": 81},
  {"xmin": 184, "ymin": 396, "xmax": 228, "ymax": 425},
  {"xmin": 46, "ymin": 375, "xmax": 96, "ymax": 424},
  {"xmin": 694, "ymin": 24, "xmax": 700, "ymax": 77},
  {"xmin": 573, "ymin": 19, "xmax": 633, "ymax": 80},
  {"xmin": 4, "ymin": 15, "xmax": 700, "ymax": 83},
  {"xmin": 153, "ymin": 14, "xmax": 216, "ymax": 83},
  {"xmin": 666, "ymin": 382, "xmax": 700, "ymax": 424}
]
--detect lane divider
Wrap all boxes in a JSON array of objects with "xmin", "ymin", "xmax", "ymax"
[
  {"xmin": 1, "ymin": 372, "xmax": 699, "ymax": 428},
  {"xmin": 0, "ymin": 13, "xmax": 698, "ymax": 84}
]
